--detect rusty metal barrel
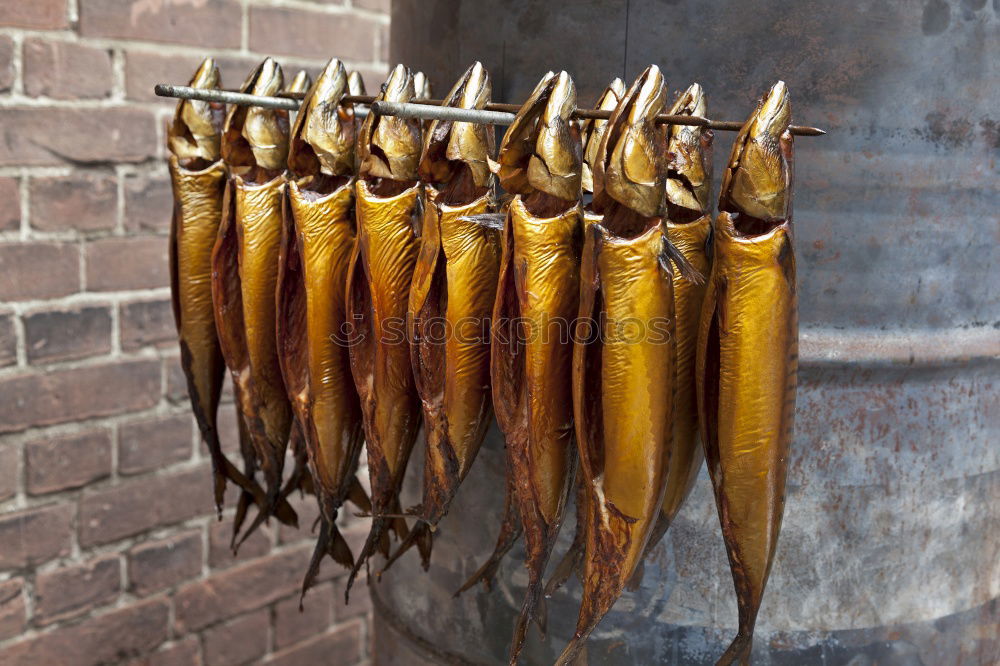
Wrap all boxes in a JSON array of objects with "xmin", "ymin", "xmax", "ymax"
[{"xmin": 373, "ymin": 1, "xmax": 1000, "ymax": 663}]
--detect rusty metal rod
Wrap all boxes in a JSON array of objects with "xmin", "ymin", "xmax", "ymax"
[{"xmin": 159, "ymin": 84, "xmax": 826, "ymax": 136}]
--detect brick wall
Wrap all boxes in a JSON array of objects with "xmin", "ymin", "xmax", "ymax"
[{"xmin": 0, "ymin": 1, "xmax": 389, "ymax": 664}]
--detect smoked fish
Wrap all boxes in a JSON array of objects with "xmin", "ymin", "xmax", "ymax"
[
  {"xmin": 275, "ymin": 59, "xmax": 370, "ymax": 599},
  {"xmin": 383, "ymin": 62, "xmax": 500, "ymax": 572},
  {"xmin": 696, "ymin": 81, "xmax": 796, "ymax": 665},
  {"xmin": 345, "ymin": 64, "xmax": 425, "ymax": 595},
  {"xmin": 557, "ymin": 65, "xmax": 700, "ymax": 665}
]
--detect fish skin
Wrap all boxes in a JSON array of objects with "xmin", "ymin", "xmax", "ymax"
[
  {"xmin": 276, "ymin": 58, "xmax": 370, "ymax": 600},
  {"xmin": 696, "ymin": 81, "xmax": 795, "ymax": 666}
]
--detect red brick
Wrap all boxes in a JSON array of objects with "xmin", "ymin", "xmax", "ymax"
[
  {"xmin": 25, "ymin": 429, "xmax": 112, "ymax": 495},
  {"xmin": 136, "ymin": 636, "xmax": 202, "ymax": 666},
  {"xmin": 208, "ymin": 512, "xmax": 271, "ymax": 569},
  {"xmin": 0, "ymin": 107, "xmax": 157, "ymax": 167},
  {"xmin": 0, "ymin": 598, "xmax": 169, "ymax": 664},
  {"xmin": 265, "ymin": 622, "xmax": 363, "ymax": 666},
  {"xmin": 249, "ymin": 7, "xmax": 379, "ymax": 61},
  {"xmin": 164, "ymin": 353, "xmax": 187, "ymax": 404},
  {"xmin": 121, "ymin": 298, "xmax": 174, "ymax": 351},
  {"xmin": 119, "ymin": 413, "xmax": 192, "ymax": 476},
  {"xmin": 128, "ymin": 529, "xmax": 202, "ymax": 596},
  {"xmin": 0, "ymin": 36, "xmax": 13, "ymax": 94},
  {"xmin": 80, "ymin": 0, "xmax": 242, "ymax": 48},
  {"xmin": 279, "ymin": 492, "xmax": 320, "ymax": 545},
  {"xmin": 0, "ymin": 502, "xmax": 73, "ymax": 570},
  {"xmin": 0, "ymin": 444, "xmax": 16, "ymax": 501},
  {"xmin": 29, "ymin": 173, "xmax": 118, "ymax": 232},
  {"xmin": 202, "ymin": 609, "xmax": 270, "ymax": 666},
  {"xmin": 334, "ymin": 575, "xmax": 371, "ymax": 622},
  {"xmin": 0, "ymin": 359, "xmax": 160, "ymax": 434},
  {"xmin": 274, "ymin": 583, "xmax": 333, "ymax": 649},
  {"xmin": 24, "ymin": 305, "xmax": 113, "ymax": 364},
  {"xmin": 0, "ymin": 314, "xmax": 16, "ymax": 368},
  {"xmin": 86, "ymin": 236, "xmax": 169, "ymax": 291},
  {"xmin": 0, "ymin": 242, "xmax": 80, "ymax": 301},
  {"xmin": 0, "ymin": 578, "xmax": 26, "ymax": 641},
  {"xmin": 124, "ymin": 172, "xmax": 173, "ymax": 231},
  {"xmin": 23, "ymin": 38, "xmax": 114, "ymax": 100},
  {"xmin": 174, "ymin": 545, "xmax": 311, "ymax": 632},
  {"xmin": 0, "ymin": 0, "xmax": 68, "ymax": 29},
  {"xmin": 0, "ymin": 177, "xmax": 19, "ymax": 231},
  {"xmin": 34, "ymin": 554, "xmax": 121, "ymax": 625},
  {"xmin": 79, "ymin": 463, "xmax": 213, "ymax": 546},
  {"xmin": 124, "ymin": 51, "xmax": 260, "ymax": 104}
]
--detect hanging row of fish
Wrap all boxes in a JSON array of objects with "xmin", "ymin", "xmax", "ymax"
[{"xmin": 167, "ymin": 55, "xmax": 796, "ymax": 665}]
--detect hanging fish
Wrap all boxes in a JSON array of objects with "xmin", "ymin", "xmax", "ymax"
[
  {"xmin": 629, "ymin": 82, "xmax": 715, "ymax": 588},
  {"xmin": 545, "ymin": 77, "xmax": 626, "ymax": 598},
  {"xmin": 275, "ymin": 58, "xmax": 371, "ymax": 601},
  {"xmin": 168, "ymin": 58, "xmax": 279, "ymax": 523},
  {"xmin": 464, "ymin": 70, "xmax": 584, "ymax": 664},
  {"xmin": 211, "ymin": 58, "xmax": 296, "ymax": 537},
  {"xmin": 696, "ymin": 81, "xmax": 796, "ymax": 666},
  {"xmin": 381, "ymin": 62, "xmax": 499, "ymax": 573},
  {"xmin": 344, "ymin": 64, "xmax": 426, "ymax": 595},
  {"xmin": 556, "ymin": 65, "xmax": 702, "ymax": 666}
]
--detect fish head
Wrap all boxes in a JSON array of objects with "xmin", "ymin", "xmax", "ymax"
[
  {"xmin": 347, "ymin": 71, "xmax": 367, "ymax": 96},
  {"xmin": 581, "ymin": 78, "xmax": 626, "ymax": 195},
  {"xmin": 358, "ymin": 64, "xmax": 422, "ymax": 182},
  {"xmin": 666, "ymin": 83, "xmax": 713, "ymax": 217},
  {"xmin": 288, "ymin": 58, "xmax": 357, "ymax": 180},
  {"xmin": 168, "ymin": 57, "xmax": 224, "ymax": 164},
  {"xmin": 223, "ymin": 58, "xmax": 289, "ymax": 173},
  {"xmin": 719, "ymin": 81, "xmax": 792, "ymax": 223},
  {"xmin": 285, "ymin": 70, "xmax": 312, "ymax": 95},
  {"xmin": 418, "ymin": 61, "xmax": 494, "ymax": 191},
  {"xmin": 594, "ymin": 64, "xmax": 668, "ymax": 218},
  {"xmin": 413, "ymin": 71, "xmax": 432, "ymax": 100}
]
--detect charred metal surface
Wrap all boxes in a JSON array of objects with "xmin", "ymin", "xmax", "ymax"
[{"xmin": 386, "ymin": 1, "xmax": 1000, "ymax": 664}]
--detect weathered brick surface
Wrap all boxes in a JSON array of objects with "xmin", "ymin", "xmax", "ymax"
[
  {"xmin": 0, "ymin": 176, "xmax": 19, "ymax": 230},
  {"xmin": 202, "ymin": 609, "xmax": 271, "ymax": 666},
  {"xmin": 0, "ymin": 578, "xmax": 26, "ymax": 641},
  {"xmin": 86, "ymin": 236, "xmax": 170, "ymax": 291},
  {"xmin": 25, "ymin": 428, "xmax": 112, "ymax": 495},
  {"xmin": 0, "ymin": 108, "xmax": 158, "ymax": 167},
  {"xmin": 128, "ymin": 530, "xmax": 202, "ymax": 596},
  {"xmin": 79, "ymin": 464, "xmax": 213, "ymax": 546},
  {"xmin": 79, "ymin": 0, "xmax": 243, "ymax": 48},
  {"xmin": 0, "ymin": 503, "xmax": 73, "ymax": 570},
  {"xmin": 0, "ymin": 242, "xmax": 80, "ymax": 301},
  {"xmin": 23, "ymin": 38, "xmax": 114, "ymax": 100},
  {"xmin": 34, "ymin": 554, "xmax": 121, "ymax": 625},
  {"xmin": 119, "ymin": 413, "xmax": 192, "ymax": 476},
  {"xmin": 0, "ymin": 359, "xmax": 161, "ymax": 433},
  {"xmin": 121, "ymin": 298, "xmax": 175, "ymax": 351},
  {"xmin": 0, "ymin": 0, "xmax": 386, "ymax": 659},
  {"xmin": 23, "ymin": 304, "xmax": 113, "ymax": 363},
  {"xmin": 0, "ymin": 597, "xmax": 169, "ymax": 664},
  {"xmin": 29, "ymin": 173, "xmax": 118, "ymax": 232}
]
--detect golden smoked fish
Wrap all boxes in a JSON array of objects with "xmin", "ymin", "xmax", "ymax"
[
  {"xmin": 629, "ymin": 82, "xmax": 715, "ymax": 587},
  {"xmin": 382, "ymin": 62, "xmax": 500, "ymax": 572},
  {"xmin": 345, "ymin": 64, "xmax": 425, "ymax": 593},
  {"xmin": 557, "ymin": 65, "xmax": 700, "ymax": 665},
  {"xmin": 275, "ymin": 59, "xmax": 370, "ymax": 598},
  {"xmin": 168, "ymin": 58, "xmax": 273, "ymax": 518},
  {"xmin": 546, "ymin": 77, "xmax": 626, "ymax": 597},
  {"xmin": 696, "ymin": 81, "xmax": 796, "ymax": 666},
  {"xmin": 212, "ymin": 58, "xmax": 296, "ymax": 531},
  {"xmin": 473, "ymin": 71, "xmax": 585, "ymax": 664}
]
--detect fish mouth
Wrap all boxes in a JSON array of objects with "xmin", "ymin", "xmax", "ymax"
[
  {"xmin": 594, "ymin": 64, "xmax": 668, "ymax": 219},
  {"xmin": 719, "ymin": 80, "xmax": 792, "ymax": 229},
  {"xmin": 358, "ymin": 63, "xmax": 423, "ymax": 184},
  {"xmin": 168, "ymin": 57, "xmax": 224, "ymax": 166},
  {"xmin": 287, "ymin": 58, "xmax": 358, "ymax": 188},
  {"xmin": 222, "ymin": 57, "xmax": 289, "ymax": 175},
  {"xmin": 418, "ymin": 61, "xmax": 494, "ymax": 202},
  {"xmin": 666, "ymin": 82, "xmax": 712, "ymax": 221}
]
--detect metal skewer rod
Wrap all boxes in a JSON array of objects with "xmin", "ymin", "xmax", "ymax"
[{"xmin": 157, "ymin": 84, "xmax": 827, "ymax": 136}]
